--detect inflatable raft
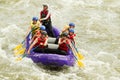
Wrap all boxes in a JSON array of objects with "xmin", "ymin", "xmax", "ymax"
[{"xmin": 26, "ymin": 27, "xmax": 75, "ymax": 66}]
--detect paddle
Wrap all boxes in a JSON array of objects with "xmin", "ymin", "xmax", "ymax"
[
  {"xmin": 16, "ymin": 53, "xmax": 27, "ymax": 61},
  {"xmin": 13, "ymin": 40, "xmax": 25, "ymax": 51},
  {"xmin": 72, "ymin": 52, "xmax": 84, "ymax": 67},
  {"xmin": 71, "ymin": 41, "xmax": 84, "ymax": 60},
  {"xmin": 15, "ymin": 45, "xmax": 40, "ymax": 61},
  {"xmin": 68, "ymin": 42, "xmax": 84, "ymax": 67},
  {"xmin": 13, "ymin": 27, "xmax": 38, "ymax": 55},
  {"xmin": 14, "ymin": 48, "xmax": 26, "ymax": 56},
  {"xmin": 13, "ymin": 31, "xmax": 31, "ymax": 52}
]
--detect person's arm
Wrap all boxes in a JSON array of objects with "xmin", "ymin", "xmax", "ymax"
[
  {"xmin": 24, "ymin": 26, "xmax": 31, "ymax": 39},
  {"xmin": 68, "ymin": 41, "xmax": 74, "ymax": 51},
  {"xmin": 58, "ymin": 38, "xmax": 66, "ymax": 45},
  {"xmin": 40, "ymin": 12, "xmax": 51, "ymax": 21},
  {"xmin": 44, "ymin": 37, "xmax": 48, "ymax": 46},
  {"xmin": 26, "ymin": 21, "xmax": 36, "ymax": 37},
  {"xmin": 39, "ymin": 11, "xmax": 42, "ymax": 20},
  {"xmin": 73, "ymin": 34, "xmax": 76, "ymax": 45},
  {"xmin": 71, "ymin": 34, "xmax": 76, "ymax": 45},
  {"xmin": 58, "ymin": 38, "xmax": 62, "ymax": 44},
  {"xmin": 67, "ymin": 39, "xmax": 72, "ymax": 49},
  {"xmin": 30, "ymin": 33, "xmax": 37, "ymax": 44},
  {"xmin": 27, "ymin": 38, "xmax": 37, "ymax": 54}
]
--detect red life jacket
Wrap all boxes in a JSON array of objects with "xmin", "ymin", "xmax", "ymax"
[
  {"xmin": 59, "ymin": 39, "xmax": 69, "ymax": 52},
  {"xmin": 40, "ymin": 10, "xmax": 51, "ymax": 22},
  {"xmin": 68, "ymin": 34, "xmax": 76, "ymax": 41},
  {"xmin": 33, "ymin": 32, "xmax": 41, "ymax": 41},
  {"xmin": 34, "ymin": 37, "xmax": 47, "ymax": 48}
]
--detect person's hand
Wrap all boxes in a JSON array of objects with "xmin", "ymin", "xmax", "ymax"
[
  {"xmin": 44, "ymin": 44, "xmax": 47, "ymax": 46},
  {"xmin": 27, "ymin": 50, "xmax": 30, "ymax": 54},
  {"xmin": 40, "ymin": 43, "xmax": 43, "ymax": 45},
  {"xmin": 63, "ymin": 40, "xmax": 66, "ymax": 43},
  {"xmin": 39, "ymin": 19, "xmax": 43, "ymax": 21},
  {"xmin": 39, "ymin": 19, "xmax": 41, "ymax": 22}
]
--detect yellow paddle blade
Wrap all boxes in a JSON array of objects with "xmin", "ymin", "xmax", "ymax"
[
  {"xmin": 16, "ymin": 57, "xmax": 22, "ymax": 61},
  {"xmin": 77, "ymin": 60, "xmax": 84, "ymax": 68},
  {"xmin": 76, "ymin": 52, "xmax": 84, "ymax": 60},
  {"xmin": 19, "ymin": 48, "xmax": 25, "ymax": 55},
  {"xmin": 13, "ymin": 44, "xmax": 23, "ymax": 51},
  {"xmin": 14, "ymin": 48, "xmax": 25, "ymax": 56}
]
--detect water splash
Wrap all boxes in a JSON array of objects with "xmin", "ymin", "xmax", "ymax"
[{"xmin": 0, "ymin": 0, "xmax": 120, "ymax": 80}]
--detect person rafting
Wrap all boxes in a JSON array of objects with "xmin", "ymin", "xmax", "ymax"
[
  {"xmin": 57, "ymin": 32, "xmax": 70, "ymax": 55},
  {"xmin": 30, "ymin": 25, "xmax": 46, "ymax": 44},
  {"xmin": 45, "ymin": 32, "xmax": 70, "ymax": 55},
  {"xmin": 55, "ymin": 22, "xmax": 75, "ymax": 44},
  {"xmin": 68, "ymin": 28, "xmax": 76, "ymax": 44},
  {"xmin": 39, "ymin": 4, "xmax": 55, "ymax": 37},
  {"xmin": 30, "ymin": 17, "xmax": 41, "ymax": 37},
  {"xmin": 27, "ymin": 31, "xmax": 48, "ymax": 54},
  {"xmin": 25, "ymin": 17, "xmax": 40, "ymax": 39},
  {"xmin": 62, "ymin": 22, "xmax": 75, "ymax": 33}
]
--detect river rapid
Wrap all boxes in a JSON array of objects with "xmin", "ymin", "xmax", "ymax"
[{"xmin": 0, "ymin": 0, "xmax": 120, "ymax": 80}]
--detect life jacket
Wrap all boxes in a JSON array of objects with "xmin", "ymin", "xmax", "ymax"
[
  {"xmin": 59, "ymin": 39, "xmax": 69, "ymax": 52},
  {"xmin": 31, "ymin": 21, "xmax": 40, "ymax": 36},
  {"xmin": 68, "ymin": 34, "xmax": 76, "ymax": 44},
  {"xmin": 34, "ymin": 37, "xmax": 47, "ymax": 48},
  {"xmin": 40, "ymin": 10, "xmax": 51, "ymax": 23},
  {"xmin": 31, "ymin": 21, "xmax": 40, "ymax": 30},
  {"xmin": 33, "ymin": 32, "xmax": 41, "ymax": 41},
  {"xmin": 68, "ymin": 34, "xmax": 76, "ymax": 41}
]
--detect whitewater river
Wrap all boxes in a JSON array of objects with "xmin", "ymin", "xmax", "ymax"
[{"xmin": 0, "ymin": 0, "xmax": 120, "ymax": 80}]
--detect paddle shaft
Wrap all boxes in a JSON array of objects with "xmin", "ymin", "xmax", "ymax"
[
  {"xmin": 67, "ymin": 43, "xmax": 78, "ymax": 60},
  {"xmin": 21, "ymin": 26, "xmax": 38, "ymax": 44},
  {"xmin": 71, "ymin": 41, "xmax": 79, "ymax": 52}
]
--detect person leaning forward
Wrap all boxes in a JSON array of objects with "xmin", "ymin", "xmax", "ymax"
[{"xmin": 27, "ymin": 31, "xmax": 48, "ymax": 54}]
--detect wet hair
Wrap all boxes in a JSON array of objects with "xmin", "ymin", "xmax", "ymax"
[
  {"xmin": 60, "ymin": 32, "xmax": 68, "ymax": 37},
  {"xmin": 43, "ymin": 4, "xmax": 48, "ymax": 8},
  {"xmin": 41, "ymin": 31, "xmax": 47, "ymax": 36}
]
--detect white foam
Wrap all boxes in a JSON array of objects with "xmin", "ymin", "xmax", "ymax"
[{"xmin": 0, "ymin": 0, "xmax": 120, "ymax": 80}]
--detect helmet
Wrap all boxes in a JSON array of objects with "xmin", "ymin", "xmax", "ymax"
[
  {"xmin": 41, "ymin": 31, "xmax": 47, "ymax": 36},
  {"xmin": 69, "ymin": 28, "xmax": 74, "ymax": 33},
  {"xmin": 40, "ymin": 25, "xmax": 46, "ymax": 31},
  {"xmin": 69, "ymin": 22, "xmax": 75, "ymax": 27},
  {"xmin": 61, "ymin": 32, "xmax": 68, "ymax": 37},
  {"xmin": 32, "ymin": 17, "xmax": 38, "ymax": 21}
]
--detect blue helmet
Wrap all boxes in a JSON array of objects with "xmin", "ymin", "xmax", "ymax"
[
  {"xmin": 40, "ymin": 25, "xmax": 46, "ymax": 31},
  {"xmin": 69, "ymin": 22, "xmax": 75, "ymax": 27},
  {"xmin": 32, "ymin": 17, "xmax": 38, "ymax": 21},
  {"xmin": 69, "ymin": 28, "xmax": 74, "ymax": 33}
]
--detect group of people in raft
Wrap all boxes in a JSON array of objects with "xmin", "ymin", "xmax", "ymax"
[{"xmin": 27, "ymin": 4, "xmax": 76, "ymax": 55}]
